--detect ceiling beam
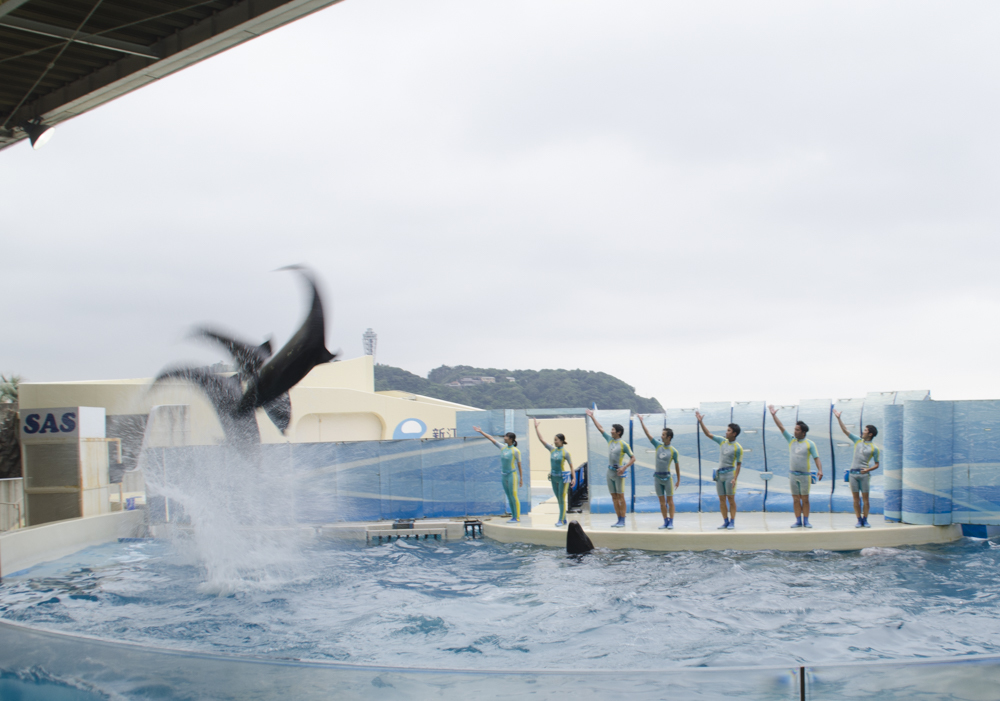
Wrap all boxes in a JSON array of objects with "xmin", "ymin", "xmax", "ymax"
[
  {"xmin": 0, "ymin": 15, "xmax": 161, "ymax": 59},
  {"xmin": 0, "ymin": 0, "xmax": 32, "ymax": 20}
]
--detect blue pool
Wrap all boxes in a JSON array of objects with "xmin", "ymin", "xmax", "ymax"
[{"xmin": 3, "ymin": 533, "xmax": 1000, "ymax": 699}]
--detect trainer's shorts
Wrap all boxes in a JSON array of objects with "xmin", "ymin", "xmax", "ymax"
[
  {"xmin": 716, "ymin": 472, "xmax": 736, "ymax": 496},
  {"xmin": 606, "ymin": 467, "xmax": 625, "ymax": 494},
  {"xmin": 655, "ymin": 474, "xmax": 674, "ymax": 497},
  {"xmin": 849, "ymin": 472, "xmax": 871, "ymax": 493},
  {"xmin": 790, "ymin": 473, "xmax": 811, "ymax": 496}
]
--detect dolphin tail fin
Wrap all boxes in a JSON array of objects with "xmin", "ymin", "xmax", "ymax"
[{"xmin": 263, "ymin": 393, "xmax": 292, "ymax": 434}]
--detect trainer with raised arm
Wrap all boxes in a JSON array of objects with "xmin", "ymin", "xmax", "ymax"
[
  {"xmin": 768, "ymin": 406, "xmax": 824, "ymax": 529},
  {"xmin": 696, "ymin": 411, "xmax": 743, "ymax": 530},
  {"xmin": 586, "ymin": 409, "xmax": 635, "ymax": 528},
  {"xmin": 473, "ymin": 425, "xmax": 523, "ymax": 524},
  {"xmin": 534, "ymin": 418, "xmax": 576, "ymax": 528},
  {"xmin": 834, "ymin": 410, "xmax": 880, "ymax": 528},
  {"xmin": 638, "ymin": 414, "xmax": 680, "ymax": 530}
]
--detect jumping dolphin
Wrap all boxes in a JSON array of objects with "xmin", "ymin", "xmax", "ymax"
[
  {"xmin": 154, "ymin": 267, "xmax": 336, "ymax": 445},
  {"xmin": 567, "ymin": 521, "xmax": 594, "ymax": 555}
]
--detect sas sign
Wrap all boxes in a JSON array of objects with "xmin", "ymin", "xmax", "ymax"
[
  {"xmin": 19, "ymin": 406, "xmax": 105, "ymax": 443},
  {"xmin": 22, "ymin": 410, "xmax": 78, "ymax": 437}
]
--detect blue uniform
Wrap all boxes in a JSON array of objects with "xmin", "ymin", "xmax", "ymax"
[{"xmin": 543, "ymin": 442, "xmax": 572, "ymax": 522}]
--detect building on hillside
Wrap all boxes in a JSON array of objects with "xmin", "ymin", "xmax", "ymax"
[
  {"xmin": 480, "ymin": 377, "xmax": 495, "ymax": 384},
  {"xmin": 505, "ymin": 377, "xmax": 516, "ymax": 382},
  {"xmin": 446, "ymin": 381, "xmax": 462, "ymax": 388}
]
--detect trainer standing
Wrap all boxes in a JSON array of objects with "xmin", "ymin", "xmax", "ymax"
[
  {"xmin": 834, "ymin": 410, "xmax": 880, "ymax": 528},
  {"xmin": 586, "ymin": 409, "xmax": 635, "ymax": 528},
  {"xmin": 696, "ymin": 411, "xmax": 743, "ymax": 530},
  {"xmin": 768, "ymin": 406, "xmax": 824, "ymax": 528},
  {"xmin": 533, "ymin": 418, "xmax": 575, "ymax": 527},
  {"xmin": 473, "ymin": 426, "xmax": 523, "ymax": 524},
  {"xmin": 637, "ymin": 414, "xmax": 680, "ymax": 530}
]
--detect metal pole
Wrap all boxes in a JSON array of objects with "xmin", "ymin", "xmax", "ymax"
[{"xmin": 629, "ymin": 418, "xmax": 635, "ymax": 513}]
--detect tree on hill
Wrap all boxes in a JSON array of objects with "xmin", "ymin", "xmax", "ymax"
[{"xmin": 376, "ymin": 364, "xmax": 662, "ymax": 412}]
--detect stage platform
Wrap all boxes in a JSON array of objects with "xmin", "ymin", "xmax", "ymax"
[{"xmin": 483, "ymin": 498, "xmax": 962, "ymax": 552}]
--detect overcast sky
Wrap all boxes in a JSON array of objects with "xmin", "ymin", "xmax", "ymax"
[{"xmin": 2, "ymin": 0, "xmax": 999, "ymax": 408}]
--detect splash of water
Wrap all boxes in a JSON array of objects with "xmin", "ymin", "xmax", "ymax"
[{"xmin": 137, "ymin": 405, "xmax": 305, "ymax": 595}]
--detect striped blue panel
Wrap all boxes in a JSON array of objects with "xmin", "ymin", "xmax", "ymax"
[
  {"xmin": 455, "ymin": 410, "xmax": 496, "ymax": 438},
  {"xmin": 328, "ymin": 441, "xmax": 381, "ymax": 522},
  {"xmin": 831, "ymin": 398, "xmax": 865, "ymax": 512},
  {"xmin": 378, "ymin": 440, "xmax": 424, "ymax": 520},
  {"xmin": 882, "ymin": 404, "xmax": 904, "ymax": 521},
  {"xmin": 796, "ymin": 399, "xmax": 834, "ymax": 512},
  {"xmin": 697, "ymin": 402, "xmax": 732, "ymax": 509},
  {"xmin": 419, "ymin": 438, "xmax": 467, "ymax": 517},
  {"xmin": 951, "ymin": 400, "xmax": 1000, "ymax": 525},
  {"xmin": 586, "ymin": 410, "xmax": 631, "ymax": 514},
  {"xmin": 464, "ymin": 437, "xmax": 510, "ymax": 516},
  {"xmin": 731, "ymin": 401, "xmax": 766, "ymax": 511},
  {"xmin": 762, "ymin": 404, "xmax": 797, "ymax": 512},
  {"xmin": 901, "ymin": 400, "xmax": 953, "ymax": 525}
]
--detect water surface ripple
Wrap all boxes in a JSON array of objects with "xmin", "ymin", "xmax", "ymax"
[{"xmin": 3, "ymin": 536, "xmax": 1000, "ymax": 670}]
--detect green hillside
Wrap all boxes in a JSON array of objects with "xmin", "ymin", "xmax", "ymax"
[{"xmin": 374, "ymin": 364, "xmax": 663, "ymax": 413}]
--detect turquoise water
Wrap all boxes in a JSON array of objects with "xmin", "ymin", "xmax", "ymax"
[{"xmin": 3, "ymin": 535, "xmax": 1000, "ymax": 672}]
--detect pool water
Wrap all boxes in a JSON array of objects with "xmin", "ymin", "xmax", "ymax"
[{"xmin": 3, "ymin": 535, "xmax": 1000, "ymax": 671}]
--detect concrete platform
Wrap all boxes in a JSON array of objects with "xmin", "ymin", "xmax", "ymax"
[{"xmin": 483, "ymin": 498, "xmax": 963, "ymax": 552}]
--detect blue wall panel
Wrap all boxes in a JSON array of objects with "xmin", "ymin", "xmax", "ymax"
[
  {"xmin": 951, "ymin": 400, "xmax": 1000, "ymax": 525},
  {"xmin": 291, "ymin": 443, "xmax": 341, "ymax": 524},
  {"xmin": 731, "ymin": 401, "xmax": 766, "ymax": 512},
  {"xmin": 420, "ymin": 438, "xmax": 467, "ymax": 518},
  {"xmin": 883, "ymin": 404, "xmax": 904, "ymax": 521},
  {"xmin": 378, "ymin": 440, "xmax": 424, "ymax": 520},
  {"xmin": 586, "ymin": 410, "xmax": 631, "ymax": 514},
  {"xmin": 464, "ymin": 438, "xmax": 510, "ymax": 516},
  {"xmin": 901, "ymin": 400, "xmax": 953, "ymax": 525},
  {"xmin": 796, "ymin": 399, "xmax": 835, "ymax": 513},
  {"xmin": 762, "ymin": 404, "xmax": 797, "ymax": 512}
]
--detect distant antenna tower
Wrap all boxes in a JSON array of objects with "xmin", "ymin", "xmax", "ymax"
[{"xmin": 363, "ymin": 328, "xmax": 377, "ymax": 362}]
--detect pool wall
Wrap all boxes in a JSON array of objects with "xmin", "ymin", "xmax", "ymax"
[{"xmin": 147, "ymin": 433, "xmax": 533, "ymax": 525}]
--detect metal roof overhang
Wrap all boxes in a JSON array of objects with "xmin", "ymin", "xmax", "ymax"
[{"xmin": 0, "ymin": 0, "xmax": 344, "ymax": 151}]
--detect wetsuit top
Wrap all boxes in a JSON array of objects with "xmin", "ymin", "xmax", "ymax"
[
  {"xmin": 848, "ymin": 432, "xmax": 880, "ymax": 472},
  {"xmin": 781, "ymin": 429, "xmax": 819, "ymax": 474},
  {"xmin": 649, "ymin": 437, "xmax": 679, "ymax": 475},
  {"xmin": 711, "ymin": 435, "xmax": 743, "ymax": 472},
  {"xmin": 496, "ymin": 443, "xmax": 521, "ymax": 475},
  {"xmin": 601, "ymin": 431, "xmax": 634, "ymax": 469},
  {"xmin": 542, "ymin": 442, "xmax": 572, "ymax": 473}
]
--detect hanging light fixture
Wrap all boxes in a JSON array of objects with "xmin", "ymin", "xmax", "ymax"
[{"xmin": 21, "ymin": 121, "xmax": 55, "ymax": 150}]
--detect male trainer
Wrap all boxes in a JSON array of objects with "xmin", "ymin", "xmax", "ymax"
[
  {"xmin": 834, "ymin": 409, "xmax": 880, "ymax": 528},
  {"xmin": 695, "ymin": 411, "xmax": 742, "ymax": 530},
  {"xmin": 638, "ymin": 414, "xmax": 681, "ymax": 530},
  {"xmin": 586, "ymin": 409, "xmax": 635, "ymax": 528},
  {"xmin": 768, "ymin": 406, "xmax": 824, "ymax": 528}
]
